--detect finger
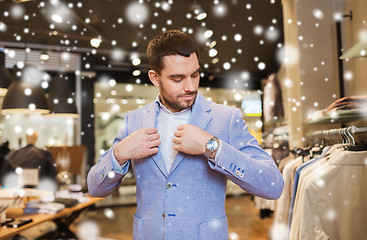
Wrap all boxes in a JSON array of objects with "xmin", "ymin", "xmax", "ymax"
[
  {"xmin": 172, "ymin": 137, "xmax": 180, "ymax": 144},
  {"xmin": 174, "ymin": 131, "xmax": 180, "ymax": 138},
  {"xmin": 150, "ymin": 139, "xmax": 161, "ymax": 147},
  {"xmin": 177, "ymin": 125, "xmax": 185, "ymax": 130},
  {"xmin": 149, "ymin": 147, "xmax": 159, "ymax": 155},
  {"xmin": 173, "ymin": 145, "xmax": 180, "ymax": 151},
  {"xmin": 145, "ymin": 128, "xmax": 158, "ymax": 135},
  {"xmin": 148, "ymin": 133, "xmax": 160, "ymax": 141}
]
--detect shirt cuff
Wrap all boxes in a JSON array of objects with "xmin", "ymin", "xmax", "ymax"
[
  {"xmin": 208, "ymin": 139, "xmax": 223, "ymax": 164},
  {"xmin": 111, "ymin": 146, "xmax": 130, "ymax": 175}
]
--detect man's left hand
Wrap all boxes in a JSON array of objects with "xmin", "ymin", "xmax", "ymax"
[{"xmin": 173, "ymin": 124, "xmax": 212, "ymax": 155}]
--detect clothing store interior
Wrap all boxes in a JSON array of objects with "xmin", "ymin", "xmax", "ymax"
[{"xmin": 0, "ymin": 0, "xmax": 366, "ymax": 239}]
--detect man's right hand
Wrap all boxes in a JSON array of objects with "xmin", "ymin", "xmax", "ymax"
[{"xmin": 113, "ymin": 128, "xmax": 161, "ymax": 165}]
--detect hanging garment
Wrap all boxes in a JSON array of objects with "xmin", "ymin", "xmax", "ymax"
[
  {"xmin": 298, "ymin": 150, "xmax": 367, "ymax": 240},
  {"xmin": 263, "ymin": 74, "xmax": 284, "ymax": 121},
  {"xmin": 287, "ymin": 146, "xmax": 331, "ymax": 235},
  {"xmin": 289, "ymin": 145, "xmax": 345, "ymax": 240},
  {"xmin": 274, "ymin": 156, "xmax": 303, "ymax": 226}
]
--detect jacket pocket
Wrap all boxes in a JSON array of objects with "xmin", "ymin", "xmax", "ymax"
[
  {"xmin": 199, "ymin": 215, "xmax": 229, "ymax": 240},
  {"xmin": 133, "ymin": 214, "xmax": 144, "ymax": 240}
]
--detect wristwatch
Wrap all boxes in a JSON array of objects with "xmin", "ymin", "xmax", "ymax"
[{"xmin": 204, "ymin": 136, "xmax": 220, "ymax": 159}]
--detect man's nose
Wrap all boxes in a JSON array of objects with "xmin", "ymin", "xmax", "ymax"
[{"xmin": 183, "ymin": 78, "xmax": 195, "ymax": 92}]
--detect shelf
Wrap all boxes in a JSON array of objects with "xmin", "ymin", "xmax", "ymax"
[
  {"xmin": 264, "ymin": 117, "xmax": 286, "ymax": 126},
  {"xmin": 339, "ymin": 39, "xmax": 367, "ymax": 59},
  {"xmin": 305, "ymin": 109, "xmax": 367, "ymax": 124}
]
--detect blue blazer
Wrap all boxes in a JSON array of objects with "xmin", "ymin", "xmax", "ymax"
[{"xmin": 87, "ymin": 93, "xmax": 284, "ymax": 240}]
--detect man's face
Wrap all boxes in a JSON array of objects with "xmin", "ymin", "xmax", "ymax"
[{"xmin": 149, "ymin": 52, "xmax": 200, "ymax": 113}]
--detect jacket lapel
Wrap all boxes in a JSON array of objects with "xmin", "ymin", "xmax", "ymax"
[
  {"xmin": 169, "ymin": 93, "xmax": 212, "ymax": 174},
  {"xmin": 142, "ymin": 103, "xmax": 169, "ymax": 178}
]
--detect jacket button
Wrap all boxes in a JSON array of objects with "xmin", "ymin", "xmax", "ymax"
[
  {"xmin": 167, "ymin": 182, "xmax": 173, "ymax": 188},
  {"xmin": 162, "ymin": 213, "xmax": 165, "ymax": 218}
]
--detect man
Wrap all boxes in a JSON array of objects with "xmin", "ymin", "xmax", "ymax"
[
  {"xmin": 87, "ymin": 30, "xmax": 284, "ymax": 240},
  {"xmin": 0, "ymin": 130, "xmax": 57, "ymax": 186}
]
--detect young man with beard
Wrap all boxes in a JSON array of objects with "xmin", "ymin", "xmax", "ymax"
[{"xmin": 87, "ymin": 30, "xmax": 284, "ymax": 240}]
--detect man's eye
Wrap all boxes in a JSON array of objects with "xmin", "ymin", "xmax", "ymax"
[{"xmin": 192, "ymin": 73, "xmax": 199, "ymax": 78}]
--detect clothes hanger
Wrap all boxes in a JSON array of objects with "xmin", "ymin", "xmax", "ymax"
[{"xmin": 346, "ymin": 126, "xmax": 367, "ymax": 151}]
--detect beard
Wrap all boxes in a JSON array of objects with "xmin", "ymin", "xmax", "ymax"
[{"xmin": 159, "ymin": 85, "xmax": 197, "ymax": 112}]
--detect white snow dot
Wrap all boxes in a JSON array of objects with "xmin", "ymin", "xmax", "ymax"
[
  {"xmin": 258, "ymin": 62, "xmax": 266, "ymax": 70},
  {"xmin": 325, "ymin": 209, "xmax": 337, "ymax": 221},
  {"xmin": 270, "ymin": 223, "xmax": 288, "ymax": 240},
  {"xmin": 316, "ymin": 179, "xmax": 325, "ymax": 188},
  {"xmin": 313, "ymin": 9, "xmax": 324, "ymax": 19},
  {"xmin": 28, "ymin": 103, "xmax": 36, "ymax": 110},
  {"xmin": 15, "ymin": 167, "xmax": 23, "ymax": 175},
  {"xmin": 77, "ymin": 221, "xmax": 100, "ymax": 239},
  {"xmin": 254, "ymin": 25, "xmax": 263, "ymax": 35},
  {"xmin": 344, "ymin": 71, "xmax": 353, "ymax": 81},
  {"xmin": 223, "ymin": 62, "xmax": 231, "ymax": 70},
  {"xmin": 234, "ymin": 33, "xmax": 242, "ymax": 42},
  {"xmin": 103, "ymin": 208, "xmax": 115, "ymax": 219},
  {"xmin": 229, "ymin": 232, "xmax": 239, "ymax": 240},
  {"xmin": 125, "ymin": 84, "xmax": 133, "ymax": 92},
  {"xmin": 108, "ymin": 171, "xmax": 115, "ymax": 179}
]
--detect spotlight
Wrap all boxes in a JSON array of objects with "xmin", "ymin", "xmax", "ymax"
[
  {"xmin": 90, "ymin": 38, "xmax": 101, "ymax": 48},
  {"xmin": 191, "ymin": 2, "xmax": 207, "ymax": 21},
  {"xmin": 40, "ymin": 51, "xmax": 49, "ymax": 61}
]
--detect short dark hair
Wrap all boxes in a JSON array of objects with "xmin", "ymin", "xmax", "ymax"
[{"xmin": 147, "ymin": 30, "xmax": 199, "ymax": 75}]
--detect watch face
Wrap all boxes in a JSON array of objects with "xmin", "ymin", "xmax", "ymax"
[{"xmin": 207, "ymin": 139, "xmax": 219, "ymax": 151}]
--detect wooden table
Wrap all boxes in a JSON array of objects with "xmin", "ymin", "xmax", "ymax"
[{"xmin": 0, "ymin": 196, "xmax": 103, "ymax": 239}]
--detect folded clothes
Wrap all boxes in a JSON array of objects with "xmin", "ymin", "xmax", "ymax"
[
  {"xmin": 24, "ymin": 201, "xmax": 65, "ymax": 215},
  {"xmin": 55, "ymin": 198, "xmax": 79, "ymax": 208}
]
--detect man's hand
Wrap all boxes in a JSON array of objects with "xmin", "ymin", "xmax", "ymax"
[
  {"xmin": 173, "ymin": 124, "xmax": 212, "ymax": 155},
  {"xmin": 114, "ymin": 128, "xmax": 160, "ymax": 165}
]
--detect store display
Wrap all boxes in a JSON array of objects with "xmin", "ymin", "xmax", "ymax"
[{"xmin": 273, "ymin": 126, "xmax": 367, "ymax": 240}]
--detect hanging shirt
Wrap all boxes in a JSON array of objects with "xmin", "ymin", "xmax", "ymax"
[{"xmin": 298, "ymin": 149, "xmax": 367, "ymax": 240}]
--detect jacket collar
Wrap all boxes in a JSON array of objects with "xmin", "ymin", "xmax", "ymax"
[{"xmin": 142, "ymin": 92, "xmax": 212, "ymax": 177}]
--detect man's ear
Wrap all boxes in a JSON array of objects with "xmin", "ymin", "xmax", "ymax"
[{"xmin": 148, "ymin": 70, "xmax": 159, "ymax": 87}]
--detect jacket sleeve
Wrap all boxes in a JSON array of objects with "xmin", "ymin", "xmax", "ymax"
[
  {"xmin": 87, "ymin": 114, "xmax": 131, "ymax": 197},
  {"xmin": 209, "ymin": 108, "xmax": 284, "ymax": 200}
]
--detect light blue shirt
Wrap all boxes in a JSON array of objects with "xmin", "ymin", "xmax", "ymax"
[
  {"xmin": 111, "ymin": 96, "xmax": 222, "ymax": 174},
  {"xmin": 155, "ymin": 99, "xmax": 191, "ymax": 172}
]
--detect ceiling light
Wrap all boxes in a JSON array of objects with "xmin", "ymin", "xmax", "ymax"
[
  {"xmin": 209, "ymin": 48, "xmax": 218, "ymax": 57},
  {"xmin": 196, "ymin": 12, "xmax": 207, "ymax": 21},
  {"xmin": 204, "ymin": 30, "xmax": 213, "ymax": 39},
  {"xmin": 191, "ymin": 2, "xmax": 207, "ymax": 21},
  {"xmin": 40, "ymin": 51, "xmax": 50, "ymax": 61},
  {"xmin": 90, "ymin": 38, "xmax": 101, "ymax": 48},
  {"xmin": 209, "ymin": 40, "xmax": 217, "ymax": 48},
  {"xmin": 51, "ymin": 14, "xmax": 63, "ymax": 23},
  {"xmin": 2, "ymin": 78, "xmax": 50, "ymax": 115},
  {"xmin": 132, "ymin": 58, "xmax": 141, "ymax": 66},
  {"xmin": 132, "ymin": 70, "xmax": 141, "ymax": 76}
]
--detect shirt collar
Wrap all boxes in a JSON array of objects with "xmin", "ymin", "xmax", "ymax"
[{"xmin": 155, "ymin": 95, "xmax": 192, "ymax": 115}]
